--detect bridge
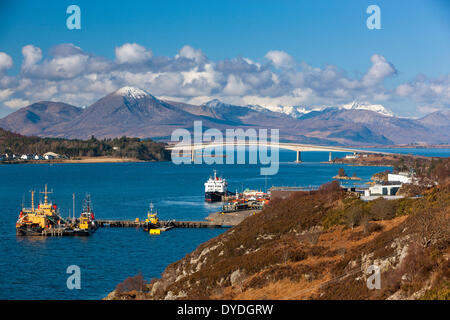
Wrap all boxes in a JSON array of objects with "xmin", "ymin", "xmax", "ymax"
[{"xmin": 166, "ymin": 141, "xmax": 389, "ymax": 163}]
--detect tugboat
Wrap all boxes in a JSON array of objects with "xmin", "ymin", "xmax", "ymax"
[
  {"xmin": 16, "ymin": 185, "xmax": 68, "ymax": 236},
  {"xmin": 204, "ymin": 170, "xmax": 228, "ymax": 202},
  {"xmin": 73, "ymin": 193, "xmax": 97, "ymax": 235},
  {"xmin": 142, "ymin": 203, "xmax": 160, "ymax": 231}
]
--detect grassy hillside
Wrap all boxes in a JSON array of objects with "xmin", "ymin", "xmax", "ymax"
[{"xmin": 0, "ymin": 127, "xmax": 170, "ymax": 161}]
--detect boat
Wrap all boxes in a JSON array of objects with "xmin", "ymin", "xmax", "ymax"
[
  {"xmin": 142, "ymin": 203, "xmax": 160, "ymax": 231},
  {"xmin": 73, "ymin": 193, "xmax": 98, "ymax": 236},
  {"xmin": 204, "ymin": 170, "xmax": 229, "ymax": 202},
  {"xmin": 16, "ymin": 185, "xmax": 68, "ymax": 236}
]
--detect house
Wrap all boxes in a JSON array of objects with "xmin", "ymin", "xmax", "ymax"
[
  {"xmin": 388, "ymin": 172, "xmax": 413, "ymax": 184},
  {"xmin": 362, "ymin": 181, "xmax": 403, "ymax": 200},
  {"xmin": 34, "ymin": 154, "xmax": 43, "ymax": 160},
  {"xmin": 43, "ymin": 152, "xmax": 60, "ymax": 159},
  {"xmin": 345, "ymin": 152, "xmax": 359, "ymax": 159},
  {"xmin": 20, "ymin": 154, "xmax": 30, "ymax": 160}
]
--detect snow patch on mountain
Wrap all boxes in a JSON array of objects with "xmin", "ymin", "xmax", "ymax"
[
  {"xmin": 115, "ymin": 86, "xmax": 151, "ymax": 100},
  {"xmin": 340, "ymin": 101, "xmax": 394, "ymax": 117},
  {"xmin": 260, "ymin": 102, "xmax": 394, "ymax": 118}
]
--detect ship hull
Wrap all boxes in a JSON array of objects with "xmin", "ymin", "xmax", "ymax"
[
  {"xmin": 142, "ymin": 222, "xmax": 159, "ymax": 231},
  {"xmin": 205, "ymin": 191, "xmax": 224, "ymax": 203}
]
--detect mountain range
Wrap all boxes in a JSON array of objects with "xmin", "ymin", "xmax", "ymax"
[{"xmin": 0, "ymin": 86, "xmax": 448, "ymax": 145}]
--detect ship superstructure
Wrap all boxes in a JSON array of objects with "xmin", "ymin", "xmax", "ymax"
[{"xmin": 142, "ymin": 202, "xmax": 160, "ymax": 231}]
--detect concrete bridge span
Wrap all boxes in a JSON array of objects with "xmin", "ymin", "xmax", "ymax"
[{"xmin": 166, "ymin": 141, "xmax": 390, "ymax": 163}]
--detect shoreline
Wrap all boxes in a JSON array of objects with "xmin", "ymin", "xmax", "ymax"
[{"xmin": 0, "ymin": 156, "xmax": 150, "ymax": 164}]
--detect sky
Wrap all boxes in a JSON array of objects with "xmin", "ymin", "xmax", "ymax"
[{"xmin": 0, "ymin": 0, "xmax": 449, "ymax": 118}]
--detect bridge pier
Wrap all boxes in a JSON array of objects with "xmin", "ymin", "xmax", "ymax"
[
  {"xmin": 329, "ymin": 152, "xmax": 332, "ymax": 162},
  {"xmin": 191, "ymin": 148, "xmax": 195, "ymax": 162},
  {"xmin": 295, "ymin": 150, "xmax": 301, "ymax": 163}
]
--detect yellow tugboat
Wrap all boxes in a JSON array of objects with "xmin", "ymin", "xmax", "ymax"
[
  {"xmin": 142, "ymin": 203, "xmax": 160, "ymax": 233},
  {"xmin": 16, "ymin": 185, "xmax": 68, "ymax": 236},
  {"xmin": 73, "ymin": 193, "xmax": 98, "ymax": 236}
]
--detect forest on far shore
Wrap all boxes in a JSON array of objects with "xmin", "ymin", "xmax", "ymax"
[{"xmin": 0, "ymin": 127, "xmax": 170, "ymax": 161}]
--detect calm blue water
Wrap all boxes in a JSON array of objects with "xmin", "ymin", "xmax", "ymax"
[{"xmin": 0, "ymin": 148, "xmax": 447, "ymax": 299}]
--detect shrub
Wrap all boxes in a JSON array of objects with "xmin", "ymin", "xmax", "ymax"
[
  {"xmin": 369, "ymin": 198, "xmax": 397, "ymax": 220},
  {"xmin": 115, "ymin": 272, "xmax": 146, "ymax": 293}
]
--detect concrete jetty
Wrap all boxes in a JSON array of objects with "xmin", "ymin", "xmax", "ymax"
[{"xmin": 96, "ymin": 219, "xmax": 231, "ymax": 228}]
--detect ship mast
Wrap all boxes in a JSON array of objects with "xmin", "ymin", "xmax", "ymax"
[
  {"xmin": 30, "ymin": 190, "xmax": 35, "ymax": 210},
  {"xmin": 40, "ymin": 184, "xmax": 52, "ymax": 205}
]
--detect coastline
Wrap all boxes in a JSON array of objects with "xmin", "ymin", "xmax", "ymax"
[{"xmin": 1, "ymin": 156, "xmax": 148, "ymax": 164}]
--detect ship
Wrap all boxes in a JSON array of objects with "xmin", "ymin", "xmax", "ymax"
[
  {"xmin": 142, "ymin": 202, "xmax": 160, "ymax": 231},
  {"xmin": 16, "ymin": 185, "xmax": 68, "ymax": 236},
  {"xmin": 204, "ymin": 170, "xmax": 229, "ymax": 202},
  {"xmin": 73, "ymin": 193, "xmax": 98, "ymax": 235}
]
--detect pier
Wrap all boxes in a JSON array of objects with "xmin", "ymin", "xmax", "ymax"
[{"xmin": 96, "ymin": 219, "xmax": 232, "ymax": 229}]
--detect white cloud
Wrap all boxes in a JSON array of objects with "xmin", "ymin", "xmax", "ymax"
[
  {"xmin": 362, "ymin": 54, "xmax": 396, "ymax": 87},
  {"xmin": 115, "ymin": 43, "xmax": 152, "ymax": 64},
  {"xmin": 223, "ymin": 74, "xmax": 248, "ymax": 96},
  {"xmin": 22, "ymin": 45, "xmax": 42, "ymax": 69},
  {"xmin": 175, "ymin": 45, "xmax": 206, "ymax": 63},
  {"xmin": 0, "ymin": 88, "xmax": 14, "ymax": 101},
  {"xmin": 0, "ymin": 52, "xmax": 13, "ymax": 72},
  {"xmin": 395, "ymin": 75, "xmax": 450, "ymax": 111},
  {"xmin": 265, "ymin": 50, "xmax": 295, "ymax": 69},
  {"xmin": 4, "ymin": 98, "xmax": 30, "ymax": 109}
]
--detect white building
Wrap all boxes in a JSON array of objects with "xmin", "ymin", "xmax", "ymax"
[
  {"xmin": 345, "ymin": 153, "xmax": 358, "ymax": 159},
  {"xmin": 363, "ymin": 182, "xmax": 403, "ymax": 200},
  {"xmin": 43, "ymin": 152, "xmax": 60, "ymax": 159},
  {"xmin": 20, "ymin": 154, "xmax": 30, "ymax": 160},
  {"xmin": 388, "ymin": 172, "xmax": 413, "ymax": 184},
  {"xmin": 34, "ymin": 155, "xmax": 43, "ymax": 160}
]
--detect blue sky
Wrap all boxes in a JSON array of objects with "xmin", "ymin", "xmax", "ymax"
[{"xmin": 0, "ymin": 0, "xmax": 449, "ymax": 117}]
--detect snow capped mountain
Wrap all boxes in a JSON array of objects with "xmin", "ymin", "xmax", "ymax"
[
  {"xmin": 254, "ymin": 102, "xmax": 394, "ymax": 118},
  {"xmin": 114, "ymin": 86, "xmax": 152, "ymax": 100},
  {"xmin": 339, "ymin": 101, "xmax": 394, "ymax": 117},
  {"xmin": 202, "ymin": 98, "xmax": 394, "ymax": 118}
]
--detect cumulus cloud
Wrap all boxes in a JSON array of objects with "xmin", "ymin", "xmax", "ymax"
[
  {"xmin": 22, "ymin": 45, "xmax": 42, "ymax": 70},
  {"xmin": 362, "ymin": 54, "xmax": 397, "ymax": 87},
  {"xmin": 175, "ymin": 45, "xmax": 206, "ymax": 63},
  {"xmin": 265, "ymin": 50, "xmax": 295, "ymax": 69},
  {"xmin": 0, "ymin": 52, "xmax": 13, "ymax": 73},
  {"xmin": 395, "ymin": 74, "xmax": 450, "ymax": 113},
  {"xmin": 115, "ymin": 43, "xmax": 152, "ymax": 64},
  {"xmin": 0, "ymin": 43, "xmax": 447, "ymax": 117},
  {"xmin": 4, "ymin": 98, "xmax": 30, "ymax": 109}
]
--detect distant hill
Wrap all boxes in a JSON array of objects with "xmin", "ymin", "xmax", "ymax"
[
  {"xmin": 1, "ymin": 86, "xmax": 448, "ymax": 145},
  {"xmin": 0, "ymin": 101, "xmax": 82, "ymax": 136}
]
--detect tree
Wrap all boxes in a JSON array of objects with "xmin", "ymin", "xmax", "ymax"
[{"xmin": 338, "ymin": 168, "xmax": 347, "ymax": 177}]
